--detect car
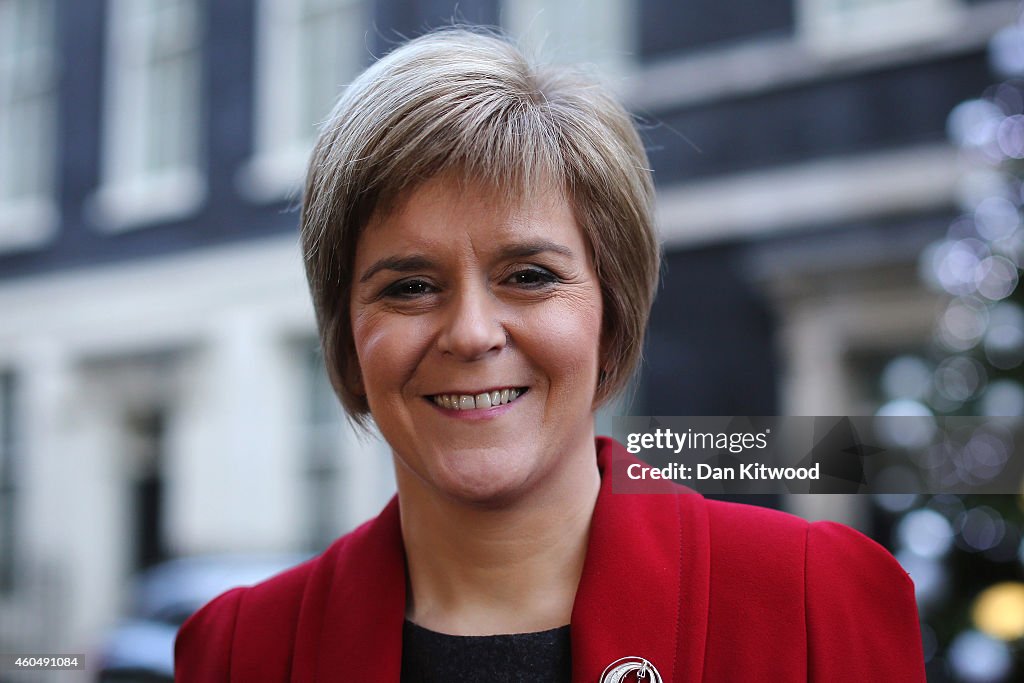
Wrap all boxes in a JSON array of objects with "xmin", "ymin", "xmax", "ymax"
[{"xmin": 94, "ymin": 554, "xmax": 307, "ymax": 682}]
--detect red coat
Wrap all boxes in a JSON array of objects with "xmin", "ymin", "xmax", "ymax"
[{"xmin": 175, "ymin": 437, "xmax": 925, "ymax": 681}]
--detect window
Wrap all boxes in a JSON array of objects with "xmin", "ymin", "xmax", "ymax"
[
  {"xmin": 0, "ymin": 372, "xmax": 17, "ymax": 594},
  {"xmin": 93, "ymin": 0, "xmax": 203, "ymax": 230},
  {"xmin": 241, "ymin": 0, "xmax": 367, "ymax": 199},
  {"xmin": 303, "ymin": 345, "xmax": 347, "ymax": 550},
  {"xmin": 301, "ymin": 341, "xmax": 395, "ymax": 549},
  {"xmin": 0, "ymin": 0, "xmax": 57, "ymax": 251},
  {"xmin": 798, "ymin": 0, "xmax": 962, "ymax": 57},
  {"xmin": 125, "ymin": 408, "xmax": 168, "ymax": 571},
  {"xmin": 501, "ymin": 0, "xmax": 635, "ymax": 84}
]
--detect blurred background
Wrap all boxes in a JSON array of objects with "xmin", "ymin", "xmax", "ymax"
[{"xmin": 1, "ymin": 0, "xmax": 1024, "ymax": 680}]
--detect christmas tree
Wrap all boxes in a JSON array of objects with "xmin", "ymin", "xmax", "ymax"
[{"xmin": 874, "ymin": 15, "xmax": 1024, "ymax": 682}]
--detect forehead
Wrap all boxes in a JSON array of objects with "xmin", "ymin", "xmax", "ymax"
[{"xmin": 357, "ymin": 175, "xmax": 585, "ymax": 256}]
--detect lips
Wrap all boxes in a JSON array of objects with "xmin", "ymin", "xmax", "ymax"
[{"xmin": 429, "ymin": 387, "xmax": 528, "ymax": 410}]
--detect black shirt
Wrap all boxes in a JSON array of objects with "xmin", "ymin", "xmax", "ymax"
[{"xmin": 400, "ymin": 619, "xmax": 572, "ymax": 682}]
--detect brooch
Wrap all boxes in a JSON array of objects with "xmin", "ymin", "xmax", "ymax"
[{"xmin": 599, "ymin": 656, "xmax": 663, "ymax": 682}]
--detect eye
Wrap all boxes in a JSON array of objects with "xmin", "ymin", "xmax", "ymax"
[
  {"xmin": 507, "ymin": 267, "xmax": 558, "ymax": 288},
  {"xmin": 381, "ymin": 278, "xmax": 436, "ymax": 299}
]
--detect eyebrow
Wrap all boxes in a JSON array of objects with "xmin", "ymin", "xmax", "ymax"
[
  {"xmin": 495, "ymin": 240, "xmax": 575, "ymax": 261},
  {"xmin": 358, "ymin": 255, "xmax": 435, "ymax": 283},
  {"xmin": 358, "ymin": 240, "xmax": 576, "ymax": 283}
]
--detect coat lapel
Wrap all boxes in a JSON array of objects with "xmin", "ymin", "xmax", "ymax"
[
  {"xmin": 571, "ymin": 438, "xmax": 710, "ymax": 683},
  {"xmin": 308, "ymin": 497, "xmax": 407, "ymax": 681}
]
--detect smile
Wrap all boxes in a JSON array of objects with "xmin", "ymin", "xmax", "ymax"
[{"xmin": 429, "ymin": 388, "xmax": 528, "ymax": 410}]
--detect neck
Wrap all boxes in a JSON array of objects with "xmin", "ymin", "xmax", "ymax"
[{"xmin": 396, "ymin": 437, "xmax": 601, "ymax": 636}]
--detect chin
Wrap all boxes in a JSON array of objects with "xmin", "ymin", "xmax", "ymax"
[{"xmin": 421, "ymin": 449, "xmax": 542, "ymax": 507}]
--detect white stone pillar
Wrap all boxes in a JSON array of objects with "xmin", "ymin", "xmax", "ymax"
[
  {"xmin": 779, "ymin": 302, "xmax": 865, "ymax": 529},
  {"xmin": 171, "ymin": 311, "xmax": 302, "ymax": 555}
]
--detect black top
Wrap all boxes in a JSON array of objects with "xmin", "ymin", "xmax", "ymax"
[{"xmin": 400, "ymin": 619, "xmax": 572, "ymax": 683}]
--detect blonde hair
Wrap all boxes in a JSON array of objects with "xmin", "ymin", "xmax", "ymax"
[{"xmin": 301, "ymin": 27, "xmax": 659, "ymax": 424}]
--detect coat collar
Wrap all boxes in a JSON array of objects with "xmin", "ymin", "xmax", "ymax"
[{"xmin": 305, "ymin": 437, "xmax": 711, "ymax": 683}]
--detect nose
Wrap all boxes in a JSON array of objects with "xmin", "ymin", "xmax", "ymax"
[{"xmin": 436, "ymin": 285, "xmax": 507, "ymax": 361}]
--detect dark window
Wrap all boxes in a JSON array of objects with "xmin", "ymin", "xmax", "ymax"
[
  {"xmin": 639, "ymin": 0, "xmax": 793, "ymax": 59},
  {"xmin": 127, "ymin": 409, "xmax": 167, "ymax": 571}
]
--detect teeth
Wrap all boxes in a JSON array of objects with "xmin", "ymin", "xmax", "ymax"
[{"xmin": 432, "ymin": 389, "xmax": 525, "ymax": 410}]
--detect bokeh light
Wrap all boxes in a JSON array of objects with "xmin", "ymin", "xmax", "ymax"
[
  {"xmin": 975, "ymin": 196, "xmax": 1020, "ymax": 241},
  {"xmin": 989, "ymin": 231, "xmax": 1024, "ymax": 267},
  {"xmin": 979, "ymin": 379, "xmax": 1024, "ymax": 417},
  {"xmin": 938, "ymin": 297, "xmax": 989, "ymax": 350},
  {"xmin": 957, "ymin": 427, "xmax": 1011, "ymax": 484},
  {"xmin": 975, "ymin": 255, "xmax": 1019, "ymax": 301},
  {"xmin": 874, "ymin": 400, "xmax": 936, "ymax": 449},
  {"xmin": 898, "ymin": 508, "xmax": 954, "ymax": 558},
  {"xmin": 896, "ymin": 550, "xmax": 948, "ymax": 607},
  {"xmin": 873, "ymin": 491, "xmax": 919, "ymax": 513},
  {"xmin": 996, "ymin": 114, "xmax": 1024, "ymax": 159},
  {"xmin": 947, "ymin": 630, "xmax": 1013, "ymax": 682},
  {"xmin": 983, "ymin": 303, "xmax": 1024, "ymax": 369},
  {"xmin": 948, "ymin": 99, "xmax": 1003, "ymax": 150},
  {"xmin": 957, "ymin": 506, "xmax": 1006, "ymax": 552},
  {"xmin": 880, "ymin": 355, "xmax": 932, "ymax": 401},
  {"xmin": 934, "ymin": 241, "xmax": 989, "ymax": 297},
  {"xmin": 934, "ymin": 355, "xmax": 986, "ymax": 402},
  {"xmin": 972, "ymin": 582, "xmax": 1024, "ymax": 641}
]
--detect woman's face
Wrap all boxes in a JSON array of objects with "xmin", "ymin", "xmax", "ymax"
[{"xmin": 350, "ymin": 175, "xmax": 604, "ymax": 505}]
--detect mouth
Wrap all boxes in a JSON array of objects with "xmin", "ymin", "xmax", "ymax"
[{"xmin": 427, "ymin": 387, "xmax": 529, "ymax": 411}]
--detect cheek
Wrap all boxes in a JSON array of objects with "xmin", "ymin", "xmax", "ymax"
[
  {"xmin": 526, "ymin": 294, "xmax": 603, "ymax": 377},
  {"xmin": 350, "ymin": 310, "xmax": 425, "ymax": 401}
]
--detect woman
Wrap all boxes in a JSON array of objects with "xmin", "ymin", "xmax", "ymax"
[{"xmin": 175, "ymin": 28, "xmax": 925, "ymax": 682}]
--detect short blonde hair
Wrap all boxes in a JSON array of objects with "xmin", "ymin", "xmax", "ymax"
[{"xmin": 301, "ymin": 27, "xmax": 659, "ymax": 424}]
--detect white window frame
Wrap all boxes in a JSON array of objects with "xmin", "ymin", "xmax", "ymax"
[
  {"xmin": 501, "ymin": 0, "xmax": 636, "ymax": 89},
  {"xmin": 0, "ymin": 0, "xmax": 58, "ymax": 252},
  {"xmin": 239, "ymin": 0, "xmax": 368, "ymax": 201},
  {"xmin": 303, "ymin": 341, "xmax": 346, "ymax": 550},
  {"xmin": 798, "ymin": 0, "xmax": 964, "ymax": 58},
  {"xmin": 92, "ymin": 0, "xmax": 205, "ymax": 232}
]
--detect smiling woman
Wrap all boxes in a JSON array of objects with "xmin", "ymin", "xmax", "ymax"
[
  {"xmin": 174, "ymin": 27, "xmax": 927, "ymax": 683},
  {"xmin": 350, "ymin": 176, "xmax": 604, "ymax": 510}
]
